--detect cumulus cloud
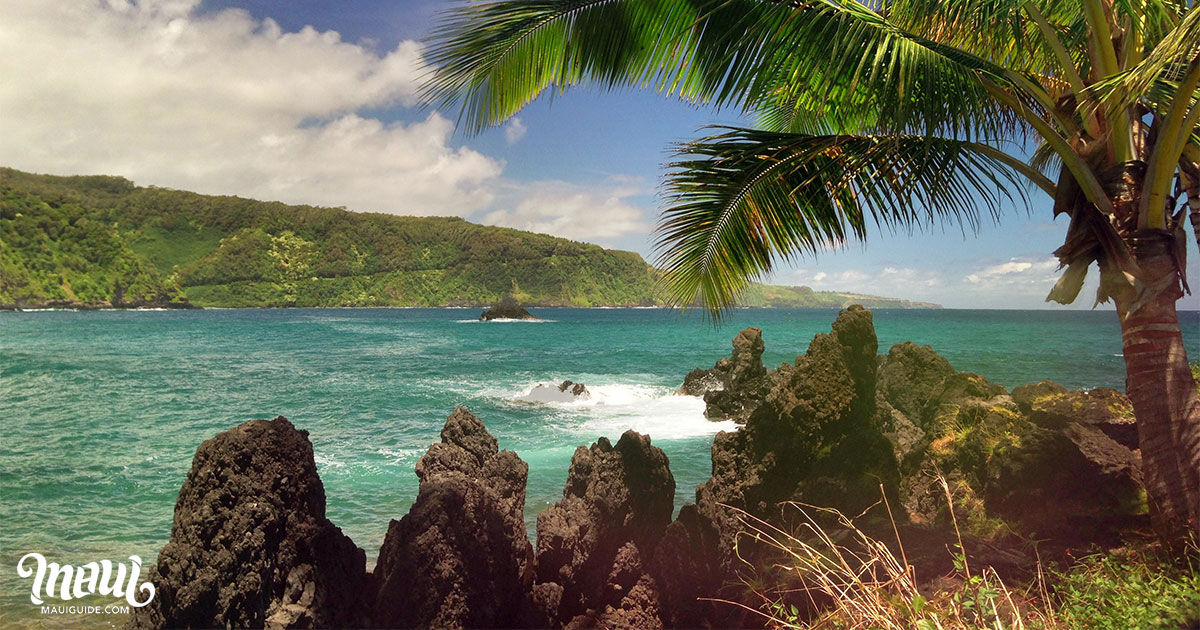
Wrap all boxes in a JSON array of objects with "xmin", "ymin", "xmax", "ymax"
[
  {"xmin": 504, "ymin": 118, "xmax": 528, "ymax": 144},
  {"xmin": 0, "ymin": 0, "xmax": 501, "ymax": 215},
  {"xmin": 965, "ymin": 258, "xmax": 1058, "ymax": 285},
  {"xmin": 479, "ymin": 178, "xmax": 654, "ymax": 241},
  {"xmin": 782, "ymin": 256, "xmax": 1081, "ymax": 307}
]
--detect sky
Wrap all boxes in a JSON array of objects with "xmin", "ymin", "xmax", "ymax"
[{"xmin": 1, "ymin": 0, "xmax": 1196, "ymax": 310}]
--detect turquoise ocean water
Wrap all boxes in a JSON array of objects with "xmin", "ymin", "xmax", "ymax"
[{"xmin": 1, "ymin": 307, "xmax": 1197, "ymax": 625}]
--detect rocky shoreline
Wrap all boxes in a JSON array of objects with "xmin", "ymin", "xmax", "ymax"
[
  {"xmin": 0, "ymin": 298, "xmax": 199, "ymax": 311},
  {"xmin": 129, "ymin": 306, "xmax": 1145, "ymax": 629}
]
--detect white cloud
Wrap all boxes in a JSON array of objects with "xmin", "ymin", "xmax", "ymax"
[
  {"xmin": 480, "ymin": 178, "xmax": 654, "ymax": 241},
  {"xmin": 781, "ymin": 256, "xmax": 1085, "ymax": 308},
  {"xmin": 965, "ymin": 258, "xmax": 1058, "ymax": 285},
  {"xmin": 0, "ymin": 0, "xmax": 502, "ymax": 215},
  {"xmin": 505, "ymin": 118, "xmax": 527, "ymax": 144}
]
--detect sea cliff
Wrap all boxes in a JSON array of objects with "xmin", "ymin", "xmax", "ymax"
[{"xmin": 1, "ymin": 168, "xmax": 939, "ymax": 310}]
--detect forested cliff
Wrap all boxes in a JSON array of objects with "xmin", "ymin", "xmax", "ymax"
[{"xmin": 0, "ymin": 168, "xmax": 939, "ymax": 309}]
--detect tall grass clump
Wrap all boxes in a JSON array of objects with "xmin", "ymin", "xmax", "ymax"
[
  {"xmin": 715, "ymin": 478, "xmax": 1200, "ymax": 629},
  {"xmin": 716, "ymin": 480, "xmax": 1032, "ymax": 629}
]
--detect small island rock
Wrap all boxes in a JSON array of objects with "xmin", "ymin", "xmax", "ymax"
[{"xmin": 480, "ymin": 295, "xmax": 540, "ymax": 321}]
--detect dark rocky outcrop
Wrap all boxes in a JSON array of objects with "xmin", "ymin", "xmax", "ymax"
[
  {"xmin": 135, "ymin": 306, "xmax": 1152, "ymax": 630},
  {"xmin": 558, "ymin": 381, "xmax": 590, "ymax": 398},
  {"xmin": 480, "ymin": 295, "xmax": 539, "ymax": 321},
  {"xmin": 128, "ymin": 417, "xmax": 370, "ymax": 630},
  {"xmin": 678, "ymin": 326, "xmax": 772, "ymax": 423},
  {"xmin": 698, "ymin": 307, "xmax": 884, "ymax": 514},
  {"xmin": 372, "ymin": 408, "xmax": 533, "ymax": 629},
  {"xmin": 669, "ymin": 305, "xmax": 1147, "ymax": 617},
  {"xmin": 1013, "ymin": 381, "xmax": 1138, "ymax": 448},
  {"xmin": 884, "ymin": 364, "xmax": 1144, "ymax": 537},
  {"xmin": 529, "ymin": 431, "xmax": 675, "ymax": 628}
]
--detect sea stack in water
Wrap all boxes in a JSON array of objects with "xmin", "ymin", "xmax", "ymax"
[
  {"xmin": 677, "ymin": 326, "xmax": 771, "ymax": 423},
  {"xmin": 480, "ymin": 295, "xmax": 540, "ymax": 321}
]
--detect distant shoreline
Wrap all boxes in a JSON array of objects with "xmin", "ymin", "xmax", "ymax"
[{"xmin": 7, "ymin": 305, "xmax": 1193, "ymax": 313}]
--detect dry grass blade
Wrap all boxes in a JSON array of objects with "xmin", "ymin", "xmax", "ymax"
[{"xmin": 717, "ymin": 478, "xmax": 1034, "ymax": 629}]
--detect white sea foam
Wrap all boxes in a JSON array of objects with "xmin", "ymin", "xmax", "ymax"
[
  {"xmin": 509, "ymin": 381, "xmax": 739, "ymax": 440},
  {"xmin": 376, "ymin": 447, "xmax": 424, "ymax": 464},
  {"xmin": 515, "ymin": 383, "xmax": 592, "ymax": 404},
  {"xmin": 313, "ymin": 453, "xmax": 346, "ymax": 469},
  {"xmin": 456, "ymin": 318, "xmax": 556, "ymax": 323}
]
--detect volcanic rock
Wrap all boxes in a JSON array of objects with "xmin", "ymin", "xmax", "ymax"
[
  {"xmin": 558, "ymin": 380, "xmax": 589, "ymax": 397},
  {"xmin": 1013, "ymin": 381, "xmax": 1138, "ymax": 448},
  {"xmin": 881, "ymin": 362, "xmax": 1145, "ymax": 536},
  {"xmin": 678, "ymin": 326, "xmax": 772, "ymax": 422},
  {"xmin": 372, "ymin": 408, "xmax": 533, "ymax": 629},
  {"xmin": 530, "ymin": 431, "xmax": 675, "ymax": 628},
  {"xmin": 127, "ymin": 416, "xmax": 370, "ymax": 630},
  {"xmin": 480, "ymin": 295, "xmax": 539, "ymax": 321}
]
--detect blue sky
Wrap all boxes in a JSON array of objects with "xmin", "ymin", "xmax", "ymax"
[{"xmin": 0, "ymin": 0, "xmax": 1195, "ymax": 309}]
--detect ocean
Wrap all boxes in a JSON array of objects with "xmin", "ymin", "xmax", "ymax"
[{"xmin": 2, "ymin": 307, "xmax": 1197, "ymax": 625}]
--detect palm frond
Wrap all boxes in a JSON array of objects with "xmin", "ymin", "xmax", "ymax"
[
  {"xmin": 423, "ymin": 0, "xmax": 1024, "ymax": 141},
  {"xmin": 884, "ymin": 0, "xmax": 1087, "ymax": 80},
  {"xmin": 422, "ymin": 0, "xmax": 704, "ymax": 132},
  {"xmin": 654, "ymin": 128, "xmax": 1036, "ymax": 315},
  {"xmin": 1084, "ymin": 5, "xmax": 1200, "ymax": 118},
  {"xmin": 1030, "ymin": 139, "xmax": 1062, "ymax": 179}
]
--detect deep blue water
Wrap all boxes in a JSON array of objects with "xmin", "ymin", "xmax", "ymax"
[{"xmin": 1, "ymin": 307, "xmax": 1196, "ymax": 624}]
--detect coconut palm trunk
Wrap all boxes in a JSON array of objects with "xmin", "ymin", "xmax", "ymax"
[{"xmin": 1110, "ymin": 237, "xmax": 1200, "ymax": 539}]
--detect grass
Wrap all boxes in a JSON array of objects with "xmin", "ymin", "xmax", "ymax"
[
  {"xmin": 719, "ymin": 480, "xmax": 1200, "ymax": 630},
  {"xmin": 1045, "ymin": 547, "xmax": 1200, "ymax": 630},
  {"xmin": 126, "ymin": 224, "xmax": 224, "ymax": 272}
]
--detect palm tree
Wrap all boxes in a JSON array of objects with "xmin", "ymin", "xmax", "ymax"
[{"xmin": 423, "ymin": 1, "xmax": 1200, "ymax": 540}]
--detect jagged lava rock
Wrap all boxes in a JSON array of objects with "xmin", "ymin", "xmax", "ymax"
[
  {"xmin": 127, "ymin": 416, "xmax": 370, "ymax": 630},
  {"xmin": 532, "ymin": 431, "xmax": 675, "ymax": 628},
  {"xmin": 685, "ymin": 306, "xmax": 890, "ymax": 596},
  {"xmin": 1013, "ymin": 381, "xmax": 1138, "ymax": 448},
  {"xmin": 678, "ymin": 326, "xmax": 771, "ymax": 423},
  {"xmin": 881, "ymin": 359, "xmax": 1145, "ymax": 536},
  {"xmin": 372, "ymin": 408, "xmax": 533, "ymax": 629},
  {"xmin": 480, "ymin": 295, "xmax": 539, "ymax": 321}
]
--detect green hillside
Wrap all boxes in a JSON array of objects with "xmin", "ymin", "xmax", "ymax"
[
  {"xmin": 735, "ymin": 283, "xmax": 942, "ymax": 309},
  {"xmin": 0, "ymin": 168, "xmax": 939, "ymax": 309}
]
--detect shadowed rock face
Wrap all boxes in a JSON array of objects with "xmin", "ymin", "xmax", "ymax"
[
  {"xmin": 531, "ymin": 431, "xmax": 675, "ymax": 629},
  {"xmin": 678, "ymin": 326, "xmax": 772, "ymax": 423},
  {"xmin": 372, "ymin": 408, "xmax": 533, "ymax": 629},
  {"xmin": 695, "ymin": 307, "xmax": 885, "ymax": 533},
  {"xmin": 127, "ymin": 416, "xmax": 370, "ymax": 630}
]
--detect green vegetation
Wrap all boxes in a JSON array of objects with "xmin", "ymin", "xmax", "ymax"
[
  {"xmin": 0, "ymin": 168, "xmax": 936, "ymax": 309},
  {"xmin": 740, "ymin": 495, "xmax": 1199, "ymax": 630},
  {"xmin": 1047, "ymin": 548, "xmax": 1200, "ymax": 630}
]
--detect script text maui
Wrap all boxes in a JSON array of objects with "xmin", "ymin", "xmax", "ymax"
[{"xmin": 16, "ymin": 553, "xmax": 155, "ymax": 607}]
